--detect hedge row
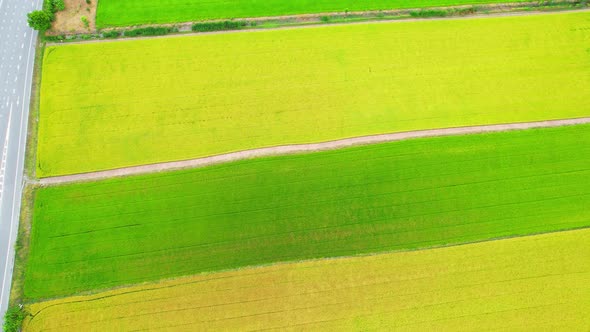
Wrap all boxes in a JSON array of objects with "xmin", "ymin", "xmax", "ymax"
[
  {"xmin": 191, "ymin": 21, "xmax": 248, "ymax": 32},
  {"xmin": 123, "ymin": 26, "xmax": 178, "ymax": 37}
]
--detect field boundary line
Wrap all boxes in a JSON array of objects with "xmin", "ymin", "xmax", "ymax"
[
  {"xmin": 23, "ymin": 226, "xmax": 590, "ymax": 308},
  {"xmin": 37, "ymin": 117, "xmax": 590, "ymax": 185},
  {"xmin": 46, "ymin": 7, "xmax": 590, "ymax": 45}
]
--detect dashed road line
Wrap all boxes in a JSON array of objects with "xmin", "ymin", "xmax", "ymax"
[{"xmin": 0, "ymin": 105, "xmax": 11, "ymax": 204}]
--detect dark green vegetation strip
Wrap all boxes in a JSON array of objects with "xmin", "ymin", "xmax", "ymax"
[
  {"xmin": 25, "ymin": 124, "xmax": 590, "ymax": 300},
  {"xmin": 96, "ymin": 0, "xmax": 529, "ymax": 27}
]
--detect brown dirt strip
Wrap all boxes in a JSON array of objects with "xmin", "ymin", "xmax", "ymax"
[
  {"xmin": 37, "ymin": 117, "xmax": 590, "ymax": 185},
  {"xmin": 48, "ymin": 0, "xmax": 97, "ymax": 35}
]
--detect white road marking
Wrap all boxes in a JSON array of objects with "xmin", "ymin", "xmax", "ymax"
[{"xmin": 0, "ymin": 106, "xmax": 12, "ymax": 204}]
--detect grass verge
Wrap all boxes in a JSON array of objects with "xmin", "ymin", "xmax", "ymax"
[
  {"xmin": 23, "ymin": 40, "xmax": 44, "ymax": 180},
  {"xmin": 7, "ymin": 185, "xmax": 36, "ymax": 308}
]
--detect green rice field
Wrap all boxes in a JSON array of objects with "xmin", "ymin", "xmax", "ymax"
[
  {"xmin": 37, "ymin": 11, "xmax": 590, "ymax": 177},
  {"xmin": 96, "ymin": 0, "xmax": 529, "ymax": 27},
  {"xmin": 24, "ymin": 124, "xmax": 590, "ymax": 300}
]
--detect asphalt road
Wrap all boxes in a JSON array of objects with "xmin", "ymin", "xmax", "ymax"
[{"xmin": 0, "ymin": 0, "xmax": 41, "ymax": 323}]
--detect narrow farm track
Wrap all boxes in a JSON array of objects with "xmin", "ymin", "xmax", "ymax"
[
  {"xmin": 52, "ymin": 7, "xmax": 590, "ymax": 46},
  {"xmin": 38, "ymin": 117, "xmax": 590, "ymax": 185}
]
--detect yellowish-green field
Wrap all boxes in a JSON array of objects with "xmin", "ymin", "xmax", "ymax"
[
  {"xmin": 37, "ymin": 11, "xmax": 590, "ymax": 177},
  {"xmin": 23, "ymin": 229, "xmax": 590, "ymax": 331}
]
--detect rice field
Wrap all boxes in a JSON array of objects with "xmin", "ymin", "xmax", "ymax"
[
  {"xmin": 22, "ymin": 228, "xmax": 590, "ymax": 331},
  {"xmin": 24, "ymin": 124, "xmax": 590, "ymax": 300},
  {"xmin": 95, "ymin": 0, "xmax": 530, "ymax": 27},
  {"xmin": 37, "ymin": 11, "xmax": 590, "ymax": 177}
]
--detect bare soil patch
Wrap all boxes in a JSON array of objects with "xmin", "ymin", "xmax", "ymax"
[{"xmin": 48, "ymin": 0, "xmax": 97, "ymax": 35}]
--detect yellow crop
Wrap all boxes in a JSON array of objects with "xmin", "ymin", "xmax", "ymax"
[{"xmin": 38, "ymin": 11, "xmax": 590, "ymax": 176}]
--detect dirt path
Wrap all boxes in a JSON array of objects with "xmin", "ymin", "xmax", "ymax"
[
  {"xmin": 38, "ymin": 117, "xmax": 590, "ymax": 185},
  {"xmin": 47, "ymin": 7, "xmax": 590, "ymax": 45}
]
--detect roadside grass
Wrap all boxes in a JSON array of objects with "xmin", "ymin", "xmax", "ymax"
[
  {"xmin": 3, "ymin": 305, "xmax": 29, "ymax": 332},
  {"xmin": 23, "ymin": 40, "xmax": 44, "ymax": 180},
  {"xmin": 36, "ymin": 11, "xmax": 590, "ymax": 177},
  {"xmin": 7, "ymin": 185, "xmax": 36, "ymax": 307},
  {"xmin": 24, "ymin": 124, "xmax": 590, "ymax": 300},
  {"xmin": 95, "ymin": 0, "xmax": 532, "ymax": 27},
  {"xmin": 22, "ymin": 228, "xmax": 590, "ymax": 331}
]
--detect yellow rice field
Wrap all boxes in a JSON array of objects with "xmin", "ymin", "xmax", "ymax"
[{"xmin": 38, "ymin": 11, "xmax": 590, "ymax": 177}]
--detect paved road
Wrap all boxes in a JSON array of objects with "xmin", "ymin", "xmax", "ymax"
[{"xmin": 0, "ymin": 0, "xmax": 41, "ymax": 323}]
